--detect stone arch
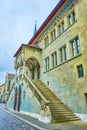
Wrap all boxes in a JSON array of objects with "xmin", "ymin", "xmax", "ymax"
[{"xmin": 25, "ymin": 57, "xmax": 40, "ymax": 80}]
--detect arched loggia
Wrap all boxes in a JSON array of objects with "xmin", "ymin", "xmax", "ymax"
[{"xmin": 25, "ymin": 57, "xmax": 40, "ymax": 80}]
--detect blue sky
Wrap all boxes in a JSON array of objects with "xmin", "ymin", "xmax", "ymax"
[{"xmin": 0, "ymin": 0, "xmax": 59, "ymax": 84}]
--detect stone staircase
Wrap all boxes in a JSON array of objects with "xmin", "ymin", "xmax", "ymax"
[{"xmin": 32, "ymin": 80, "xmax": 80, "ymax": 123}]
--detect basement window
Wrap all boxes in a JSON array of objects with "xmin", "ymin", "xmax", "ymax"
[{"xmin": 84, "ymin": 93, "xmax": 87, "ymax": 106}]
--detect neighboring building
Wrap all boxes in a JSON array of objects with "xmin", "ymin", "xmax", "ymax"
[
  {"xmin": 3, "ymin": 73, "xmax": 15, "ymax": 103},
  {"xmin": 0, "ymin": 84, "xmax": 5, "ymax": 103},
  {"xmin": 7, "ymin": 0, "xmax": 87, "ymax": 123}
]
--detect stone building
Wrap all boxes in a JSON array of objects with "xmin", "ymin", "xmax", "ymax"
[
  {"xmin": 3, "ymin": 73, "xmax": 15, "ymax": 103},
  {"xmin": 7, "ymin": 0, "xmax": 87, "ymax": 123},
  {"xmin": 0, "ymin": 84, "xmax": 5, "ymax": 103}
]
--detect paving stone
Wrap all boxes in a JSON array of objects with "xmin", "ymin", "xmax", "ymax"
[
  {"xmin": 0, "ymin": 104, "xmax": 87, "ymax": 130},
  {"xmin": 0, "ymin": 108, "xmax": 39, "ymax": 130}
]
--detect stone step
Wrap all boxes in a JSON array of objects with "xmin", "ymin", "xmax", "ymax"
[
  {"xmin": 50, "ymin": 106, "xmax": 71, "ymax": 110},
  {"xmin": 56, "ymin": 114, "xmax": 79, "ymax": 118},
  {"xmin": 53, "ymin": 113, "xmax": 76, "ymax": 117},
  {"xmin": 49, "ymin": 103, "xmax": 70, "ymax": 107},
  {"xmin": 52, "ymin": 117, "xmax": 80, "ymax": 123},
  {"xmin": 51, "ymin": 109, "xmax": 72, "ymax": 113},
  {"xmin": 51, "ymin": 107, "xmax": 71, "ymax": 111},
  {"xmin": 32, "ymin": 80, "xmax": 80, "ymax": 122},
  {"xmin": 52, "ymin": 111, "xmax": 74, "ymax": 114}
]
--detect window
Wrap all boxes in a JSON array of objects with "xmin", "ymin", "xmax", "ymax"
[
  {"xmin": 60, "ymin": 46, "xmax": 67, "ymax": 63},
  {"xmin": 8, "ymin": 80, "xmax": 11, "ymax": 86},
  {"xmin": 60, "ymin": 48, "xmax": 63, "ymax": 62},
  {"xmin": 53, "ymin": 29, "xmax": 56, "ymax": 40},
  {"xmin": 68, "ymin": 15, "xmax": 72, "ymax": 25},
  {"xmin": 64, "ymin": 46, "xmax": 67, "ymax": 61},
  {"xmin": 44, "ymin": 36, "xmax": 49, "ymax": 48},
  {"xmin": 68, "ymin": 10, "xmax": 76, "ymax": 26},
  {"xmin": 72, "ymin": 11, "xmax": 76, "ymax": 22},
  {"xmin": 51, "ymin": 52, "xmax": 57, "ymax": 67},
  {"xmin": 61, "ymin": 22, "xmax": 64, "ymax": 32},
  {"xmin": 50, "ymin": 29, "xmax": 56, "ymax": 42},
  {"xmin": 84, "ymin": 93, "xmax": 87, "ymax": 106},
  {"xmin": 71, "ymin": 40, "xmax": 75, "ymax": 57},
  {"xmin": 58, "ymin": 21, "xmax": 64, "ymax": 35},
  {"xmin": 58, "ymin": 25, "xmax": 61, "ymax": 35},
  {"xmin": 77, "ymin": 65, "xmax": 84, "ymax": 78},
  {"xmin": 75, "ymin": 37, "xmax": 81, "ymax": 54},
  {"xmin": 45, "ymin": 57, "xmax": 49, "ymax": 71},
  {"xmin": 70, "ymin": 36, "xmax": 81, "ymax": 57}
]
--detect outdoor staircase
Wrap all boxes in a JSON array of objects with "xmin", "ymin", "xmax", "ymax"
[{"xmin": 32, "ymin": 80, "xmax": 80, "ymax": 123}]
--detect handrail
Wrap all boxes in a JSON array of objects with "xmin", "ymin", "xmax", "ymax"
[{"xmin": 23, "ymin": 74, "xmax": 49, "ymax": 103}]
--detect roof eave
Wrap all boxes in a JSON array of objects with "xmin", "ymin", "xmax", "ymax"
[
  {"xmin": 28, "ymin": 0, "xmax": 66, "ymax": 45},
  {"xmin": 14, "ymin": 44, "xmax": 26, "ymax": 57},
  {"xmin": 14, "ymin": 0, "xmax": 66, "ymax": 57}
]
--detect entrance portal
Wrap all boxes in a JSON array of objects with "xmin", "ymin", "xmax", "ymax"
[{"xmin": 26, "ymin": 58, "xmax": 40, "ymax": 80}]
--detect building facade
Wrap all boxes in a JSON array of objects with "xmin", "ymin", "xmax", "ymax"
[
  {"xmin": 7, "ymin": 0, "xmax": 87, "ymax": 123},
  {"xmin": 3, "ymin": 73, "xmax": 15, "ymax": 103},
  {"xmin": 0, "ymin": 84, "xmax": 5, "ymax": 103}
]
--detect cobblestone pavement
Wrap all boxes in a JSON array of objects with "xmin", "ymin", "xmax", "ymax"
[
  {"xmin": 0, "ymin": 108, "xmax": 40, "ymax": 130},
  {"xmin": 0, "ymin": 104, "xmax": 59, "ymax": 130},
  {"xmin": 0, "ymin": 104, "xmax": 87, "ymax": 130}
]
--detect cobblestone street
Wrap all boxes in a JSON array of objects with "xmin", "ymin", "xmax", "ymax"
[
  {"xmin": 0, "ymin": 104, "xmax": 59, "ymax": 130},
  {"xmin": 0, "ymin": 106, "xmax": 39, "ymax": 130},
  {"xmin": 0, "ymin": 104, "xmax": 87, "ymax": 130}
]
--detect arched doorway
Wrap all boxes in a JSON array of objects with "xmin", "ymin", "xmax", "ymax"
[
  {"xmin": 25, "ymin": 58, "xmax": 40, "ymax": 80},
  {"xmin": 17, "ymin": 85, "xmax": 21, "ymax": 111},
  {"xmin": 14, "ymin": 87, "xmax": 17, "ymax": 110}
]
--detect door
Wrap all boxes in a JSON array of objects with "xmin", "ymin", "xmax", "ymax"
[
  {"xmin": 17, "ymin": 85, "xmax": 21, "ymax": 111},
  {"xmin": 14, "ymin": 87, "xmax": 17, "ymax": 110}
]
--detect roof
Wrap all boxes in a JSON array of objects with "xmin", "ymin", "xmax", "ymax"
[
  {"xmin": 27, "ymin": 0, "xmax": 66, "ymax": 45},
  {"xmin": 14, "ymin": 0, "xmax": 66, "ymax": 57},
  {"xmin": 6, "ymin": 73, "xmax": 15, "ymax": 79},
  {"xmin": 0, "ymin": 83, "xmax": 5, "ymax": 87},
  {"xmin": 28, "ymin": 44, "xmax": 42, "ymax": 50},
  {"xmin": 14, "ymin": 44, "xmax": 42, "ymax": 57},
  {"xmin": 14, "ymin": 44, "xmax": 24, "ymax": 57}
]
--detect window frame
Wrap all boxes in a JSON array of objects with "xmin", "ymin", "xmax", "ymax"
[
  {"xmin": 51, "ymin": 51, "xmax": 57, "ymax": 67},
  {"xmin": 45, "ymin": 57, "xmax": 50, "ymax": 71},
  {"xmin": 77, "ymin": 64, "xmax": 84, "ymax": 78},
  {"xmin": 75, "ymin": 37, "xmax": 81, "ymax": 55},
  {"xmin": 67, "ymin": 10, "xmax": 77, "ymax": 26},
  {"xmin": 60, "ymin": 45, "xmax": 67, "ymax": 63},
  {"xmin": 44, "ymin": 35, "xmax": 49, "ymax": 48},
  {"xmin": 70, "ymin": 36, "xmax": 81, "ymax": 57}
]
